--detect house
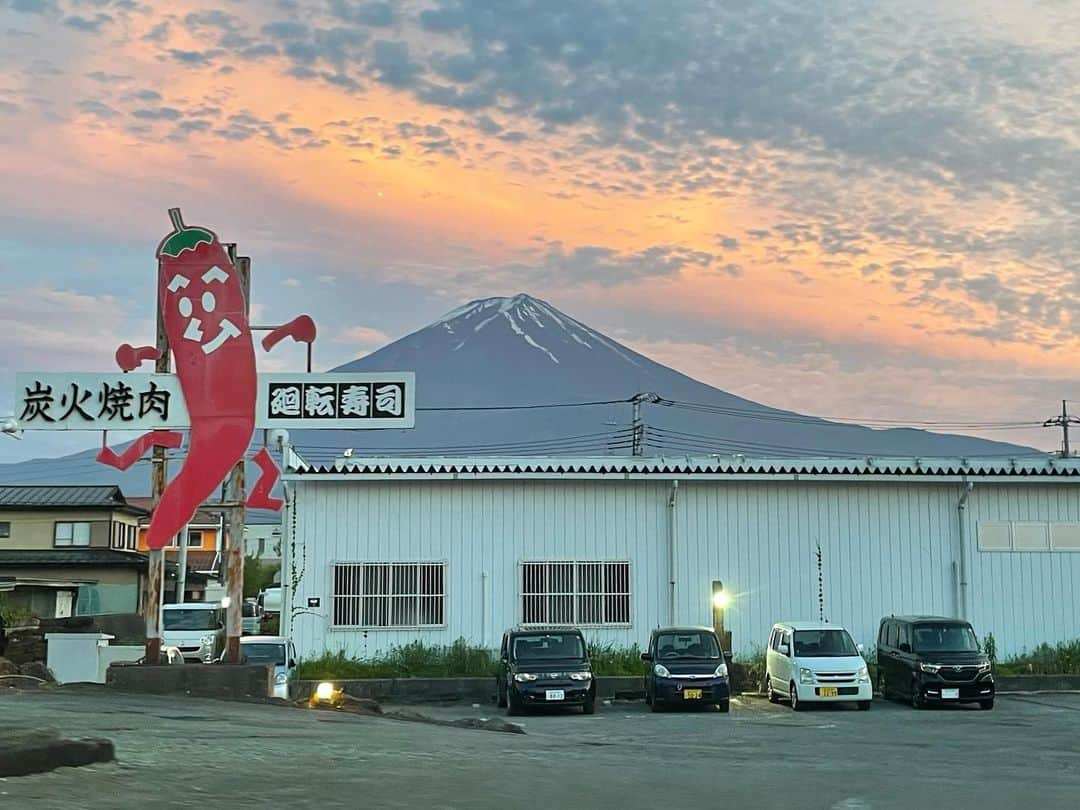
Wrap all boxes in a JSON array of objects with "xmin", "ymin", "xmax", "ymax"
[
  {"xmin": 129, "ymin": 498, "xmax": 224, "ymax": 578},
  {"xmin": 280, "ymin": 453, "xmax": 1080, "ymax": 660},
  {"xmin": 0, "ymin": 485, "xmax": 205, "ymax": 618}
]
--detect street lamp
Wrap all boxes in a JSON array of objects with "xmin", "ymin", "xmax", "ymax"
[{"xmin": 711, "ymin": 580, "xmax": 733, "ymax": 658}]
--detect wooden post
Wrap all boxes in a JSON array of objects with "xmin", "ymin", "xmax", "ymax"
[
  {"xmin": 145, "ymin": 280, "xmax": 171, "ymax": 664},
  {"xmin": 225, "ymin": 254, "xmax": 251, "ymax": 663}
]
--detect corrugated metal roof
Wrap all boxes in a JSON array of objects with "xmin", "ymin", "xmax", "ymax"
[
  {"xmin": 287, "ymin": 454, "xmax": 1080, "ymax": 480},
  {"xmin": 0, "ymin": 485, "xmax": 142, "ymax": 511}
]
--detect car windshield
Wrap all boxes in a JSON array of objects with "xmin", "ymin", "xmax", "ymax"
[
  {"xmin": 793, "ymin": 629, "xmax": 859, "ymax": 657},
  {"xmin": 655, "ymin": 631, "xmax": 721, "ymax": 659},
  {"xmin": 513, "ymin": 634, "xmax": 585, "ymax": 660},
  {"xmin": 914, "ymin": 623, "xmax": 980, "ymax": 652},
  {"xmin": 162, "ymin": 608, "xmax": 220, "ymax": 631},
  {"xmin": 241, "ymin": 643, "xmax": 286, "ymax": 665},
  {"xmin": 242, "ymin": 602, "xmax": 257, "ymax": 617}
]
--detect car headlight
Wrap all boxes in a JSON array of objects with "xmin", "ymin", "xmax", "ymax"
[
  {"xmin": 856, "ymin": 666, "xmax": 870, "ymax": 683},
  {"xmin": 654, "ymin": 664, "xmax": 671, "ymax": 678},
  {"xmin": 569, "ymin": 672, "xmax": 592, "ymax": 681},
  {"xmin": 919, "ymin": 662, "xmax": 941, "ymax": 674},
  {"xmin": 713, "ymin": 663, "xmax": 729, "ymax": 678},
  {"xmin": 514, "ymin": 673, "xmax": 539, "ymax": 682},
  {"xmin": 274, "ymin": 673, "xmax": 289, "ymax": 685},
  {"xmin": 799, "ymin": 667, "xmax": 815, "ymax": 684},
  {"xmin": 976, "ymin": 661, "xmax": 992, "ymax": 672},
  {"xmin": 200, "ymin": 634, "xmax": 214, "ymax": 647}
]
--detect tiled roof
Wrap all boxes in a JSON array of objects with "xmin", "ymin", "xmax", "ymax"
[
  {"xmin": 0, "ymin": 549, "xmax": 209, "ymax": 580},
  {"xmin": 287, "ymin": 454, "xmax": 1080, "ymax": 480},
  {"xmin": 127, "ymin": 497, "xmax": 220, "ymax": 526},
  {"xmin": 0, "ymin": 485, "xmax": 145, "ymax": 512}
]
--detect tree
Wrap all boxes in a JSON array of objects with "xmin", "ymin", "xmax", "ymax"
[{"xmin": 243, "ymin": 554, "xmax": 278, "ymax": 600}]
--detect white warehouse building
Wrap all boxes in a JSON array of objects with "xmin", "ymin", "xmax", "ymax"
[{"xmin": 280, "ymin": 454, "xmax": 1080, "ymax": 660}]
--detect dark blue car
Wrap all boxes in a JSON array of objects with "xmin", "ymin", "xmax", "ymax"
[{"xmin": 642, "ymin": 626, "xmax": 731, "ymax": 713}]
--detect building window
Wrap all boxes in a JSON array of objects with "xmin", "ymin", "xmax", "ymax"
[
  {"xmin": 0, "ymin": 521, "xmax": 9, "ymax": 539},
  {"xmin": 127, "ymin": 525, "xmax": 136, "ymax": 550},
  {"xmin": 187, "ymin": 530, "xmax": 203, "ymax": 548},
  {"xmin": 521, "ymin": 561, "xmax": 631, "ymax": 626},
  {"xmin": 978, "ymin": 521, "xmax": 1080, "ymax": 552},
  {"xmin": 331, "ymin": 562, "xmax": 446, "ymax": 628},
  {"xmin": 55, "ymin": 522, "xmax": 91, "ymax": 547}
]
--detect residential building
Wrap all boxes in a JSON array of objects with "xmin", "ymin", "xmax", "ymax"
[
  {"xmin": 281, "ymin": 454, "xmax": 1080, "ymax": 660},
  {"xmin": 129, "ymin": 498, "xmax": 224, "ymax": 578}
]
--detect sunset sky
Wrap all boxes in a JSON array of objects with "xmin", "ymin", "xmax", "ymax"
[{"xmin": 1, "ymin": 0, "xmax": 1077, "ymax": 462}]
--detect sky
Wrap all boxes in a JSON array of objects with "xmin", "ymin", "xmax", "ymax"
[{"xmin": 0, "ymin": 0, "xmax": 1078, "ymax": 463}]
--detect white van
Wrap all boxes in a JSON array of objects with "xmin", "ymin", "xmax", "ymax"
[
  {"xmin": 764, "ymin": 622, "xmax": 872, "ymax": 711},
  {"xmin": 162, "ymin": 602, "xmax": 225, "ymax": 663}
]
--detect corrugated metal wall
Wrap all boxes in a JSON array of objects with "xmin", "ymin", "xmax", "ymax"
[{"xmin": 288, "ymin": 478, "xmax": 1080, "ymax": 660}]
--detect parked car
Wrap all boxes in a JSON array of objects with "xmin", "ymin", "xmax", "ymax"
[
  {"xmin": 764, "ymin": 622, "xmax": 872, "ymax": 711},
  {"xmin": 242, "ymin": 599, "xmax": 262, "ymax": 636},
  {"xmin": 257, "ymin": 586, "xmax": 282, "ymax": 617},
  {"xmin": 642, "ymin": 626, "xmax": 730, "ymax": 712},
  {"xmin": 877, "ymin": 615, "xmax": 994, "ymax": 710},
  {"xmin": 497, "ymin": 627, "xmax": 596, "ymax": 715},
  {"xmin": 162, "ymin": 602, "xmax": 226, "ymax": 664},
  {"xmin": 238, "ymin": 635, "xmax": 297, "ymax": 700}
]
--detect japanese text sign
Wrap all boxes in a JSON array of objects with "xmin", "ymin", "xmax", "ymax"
[{"xmin": 15, "ymin": 372, "xmax": 415, "ymax": 431}]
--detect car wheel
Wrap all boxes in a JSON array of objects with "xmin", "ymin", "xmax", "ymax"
[
  {"xmin": 790, "ymin": 682, "xmax": 804, "ymax": 712},
  {"xmin": 717, "ymin": 699, "xmax": 730, "ymax": 714},
  {"xmin": 650, "ymin": 697, "xmax": 664, "ymax": 713},
  {"xmin": 911, "ymin": 680, "xmax": 926, "ymax": 710},
  {"xmin": 878, "ymin": 672, "xmax": 889, "ymax": 701},
  {"xmin": 979, "ymin": 699, "xmax": 995, "ymax": 711},
  {"xmin": 857, "ymin": 700, "xmax": 871, "ymax": 711},
  {"xmin": 765, "ymin": 674, "xmax": 779, "ymax": 704},
  {"xmin": 583, "ymin": 694, "xmax": 596, "ymax": 715},
  {"xmin": 506, "ymin": 688, "xmax": 523, "ymax": 717}
]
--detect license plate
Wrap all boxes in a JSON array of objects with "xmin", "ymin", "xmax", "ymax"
[
  {"xmin": 818, "ymin": 687, "xmax": 839, "ymax": 697},
  {"xmin": 683, "ymin": 689, "xmax": 702, "ymax": 700},
  {"xmin": 545, "ymin": 689, "xmax": 565, "ymax": 701},
  {"xmin": 942, "ymin": 688, "xmax": 960, "ymax": 700}
]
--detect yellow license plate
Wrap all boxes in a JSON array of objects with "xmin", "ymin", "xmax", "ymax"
[
  {"xmin": 683, "ymin": 689, "xmax": 702, "ymax": 700},
  {"xmin": 818, "ymin": 687, "xmax": 838, "ymax": 697}
]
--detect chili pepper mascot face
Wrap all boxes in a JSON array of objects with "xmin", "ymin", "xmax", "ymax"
[{"xmin": 147, "ymin": 214, "xmax": 257, "ymax": 550}]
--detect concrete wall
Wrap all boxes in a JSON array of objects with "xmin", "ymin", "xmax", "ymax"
[
  {"xmin": 286, "ymin": 478, "xmax": 1080, "ymax": 660},
  {"xmin": 106, "ymin": 663, "xmax": 274, "ymax": 699}
]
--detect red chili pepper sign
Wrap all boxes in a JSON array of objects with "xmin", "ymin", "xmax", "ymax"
[{"xmin": 97, "ymin": 210, "xmax": 317, "ymax": 550}]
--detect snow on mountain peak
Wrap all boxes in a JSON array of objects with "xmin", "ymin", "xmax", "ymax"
[{"xmin": 432, "ymin": 293, "xmax": 629, "ymax": 366}]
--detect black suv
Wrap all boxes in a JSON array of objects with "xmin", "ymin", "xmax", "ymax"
[
  {"xmin": 497, "ymin": 627, "xmax": 596, "ymax": 715},
  {"xmin": 642, "ymin": 626, "xmax": 730, "ymax": 713},
  {"xmin": 877, "ymin": 616, "xmax": 995, "ymax": 710}
]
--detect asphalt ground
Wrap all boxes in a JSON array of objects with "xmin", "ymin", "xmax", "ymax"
[{"xmin": 1, "ymin": 687, "xmax": 1078, "ymax": 809}]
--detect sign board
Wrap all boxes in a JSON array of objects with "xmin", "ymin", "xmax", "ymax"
[{"xmin": 14, "ymin": 372, "xmax": 415, "ymax": 431}]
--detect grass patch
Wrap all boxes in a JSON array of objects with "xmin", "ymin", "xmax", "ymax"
[
  {"xmin": 993, "ymin": 639, "xmax": 1080, "ymax": 676},
  {"xmin": 587, "ymin": 642, "xmax": 645, "ymax": 676}
]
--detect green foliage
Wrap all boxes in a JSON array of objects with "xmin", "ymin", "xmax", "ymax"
[
  {"xmin": 587, "ymin": 641, "xmax": 645, "ymax": 676},
  {"xmin": 296, "ymin": 639, "xmax": 499, "ymax": 681},
  {"xmin": 735, "ymin": 644, "xmax": 766, "ymax": 686},
  {"xmin": 983, "ymin": 633, "xmax": 998, "ymax": 666},
  {"xmin": 0, "ymin": 597, "xmax": 33, "ymax": 626},
  {"xmin": 243, "ymin": 555, "xmax": 278, "ymax": 600},
  {"xmin": 260, "ymin": 613, "xmax": 280, "ymax": 636},
  {"xmin": 296, "ymin": 639, "xmax": 649, "ymax": 680},
  {"xmin": 994, "ymin": 639, "xmax": 1080, "ymax": 676}
]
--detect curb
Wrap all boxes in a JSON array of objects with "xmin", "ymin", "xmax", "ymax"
[{"xmin": 0, "ymin": 731, "xmax": 114, "ymax": 778}]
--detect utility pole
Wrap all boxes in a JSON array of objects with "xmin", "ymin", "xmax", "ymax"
[
  {"xmin": 631, "ymin": 392, "xmax": 660, "ymax": 456},
  {"xmin": 144, "ymin": 273, "xmax": 171, "ymax": 665},
  {"xmin": 175, "ymin": 521, "xmax": 190, "ymax": 602},
  {"xmin": 224, "ymin": 251, "xmax": 250, "ymax": 663},
  {"xmin": 1043, "ymin": 400, "xmax": 1080, "ymax": 458}
]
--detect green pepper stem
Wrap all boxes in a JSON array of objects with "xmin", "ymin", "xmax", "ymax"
[{"xmin": 168, "ymin": 208, "xmax": 185, "ymax": 232}]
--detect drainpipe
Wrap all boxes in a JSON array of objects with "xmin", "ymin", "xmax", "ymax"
[
  {"xmin": 668, "ymin": 481, "xmax": 679, "ymax": 625},
  {"xmin": 481, "ymin": 570, "xmax": 488, "ymax": 649},
  {"xmin": 957, "ymin": 480, "xmax": 974, "ymax": 619}
]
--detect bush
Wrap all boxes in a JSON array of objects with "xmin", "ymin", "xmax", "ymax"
[
  {"xmin": 587, "ymin": 642, "xmax": 645, "ymax": 676},
  {"xmin": 995, "ymin": 639, "xmax": 1080, "ymax": 676},
  {"xmin": 296, "ymin": 639, "xmax": 498, "ymax": 681},
  {"xmin": 735, "ymin": 644, "xmax": 766, "ymax": 687},
  {"xmin": 0, "ymin": 598, "xmax": 33, "ymax": 626}
]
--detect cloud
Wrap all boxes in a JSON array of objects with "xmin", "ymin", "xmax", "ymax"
[
  {"xmin": 8, "ymin": 0, "xmax": 58, "ymax": 13},
  {"xmin": 334, "ymin": 324, "xmax": 391, "ymax": 346},
  {"xmin": 62, "ymin": 14, "xmax": 112, "ymax": 32},
  {"xmin": 370, "ymin": 40, "xmax": 422, "ymax": 88},
  {"xmin": 77, "ymin": 99, "xmax": 119, "ymax": 118},
  {"xmin": 330, "ymin": 0, "xmax": 398, "ymax": 27}
]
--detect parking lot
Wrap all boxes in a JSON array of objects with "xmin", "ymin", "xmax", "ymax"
[{"xmin": 2, "ymin": 687, "xmax": 1079, "ymax": 808}]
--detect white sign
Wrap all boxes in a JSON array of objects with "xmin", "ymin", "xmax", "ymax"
[{"xmin": 13, "ymin": 372, "xmax": 415, "ymax": 431}]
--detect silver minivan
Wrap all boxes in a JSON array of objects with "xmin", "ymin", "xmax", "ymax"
[
  {"xmin": 162, "ymin": 603, "xmax": 226, "ymax": 663},
  {"xmin": 239, "ymin": 635, "xmax": 298, "ymax": 699}
]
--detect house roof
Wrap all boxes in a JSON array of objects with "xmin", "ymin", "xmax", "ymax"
[
  {"xmin": 0, "ymin": 485, "xmax": 146, "ymax": 513},
  {"xmin": 126, "ymin": 497, "xmax": 220, "ymax": 526},
  {"xmin": 286, "ymin": 453, "xmax": 1080, "ymax": 482},
  {"xmin": 0, "ymin": 549, "xmax": 209, "ymax": 581}
]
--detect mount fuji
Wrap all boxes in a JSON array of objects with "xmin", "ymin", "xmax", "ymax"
[{"xmin": 0, "ymin": 293, "xmax": 1034, "ymax": 492}]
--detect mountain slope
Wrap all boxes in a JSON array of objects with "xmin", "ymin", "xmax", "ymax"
[{"xmin": 0, "ymin": 293, "xmax": 1036, "ymax": 491}]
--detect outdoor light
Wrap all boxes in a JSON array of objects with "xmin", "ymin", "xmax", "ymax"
[
  {"xmin": 315, "ymin": 681, "xmax": 336, "ymax": 702},
  {"xmin": 711, "ymin": 591, "xmax": 731, "ymax": 609}
]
